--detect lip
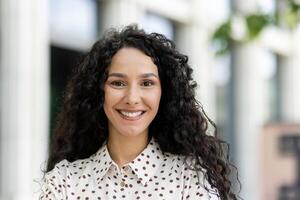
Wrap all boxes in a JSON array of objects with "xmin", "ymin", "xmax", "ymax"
[
  {"xmin": 116, "ymin": 109, "xmax": 146, "ymax": 121},
  {"xmin": 116, "ymin": 109, "xmax": 146, "ymax": 112}
]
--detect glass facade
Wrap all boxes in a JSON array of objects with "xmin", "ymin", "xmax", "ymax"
[
  {"xmin": 142, "ymin": 12, "xmax": 175, "ymax": 40},
  {"xmin": 49, "ymin": 0, "xmax": 99, "ymax": 140},
  {"xmin": 50, "ymin": 0, "xmax": 98, "ymax": 49}
]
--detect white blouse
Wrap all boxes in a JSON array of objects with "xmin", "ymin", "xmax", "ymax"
[{"xmin": 40, "ymin": 138, "xmax": 220, "ymax": 200}]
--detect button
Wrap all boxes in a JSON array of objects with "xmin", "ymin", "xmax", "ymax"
[
  {"xmin": 120, "ymin": 181, "xmax": 126, "ymax": 187},
  {"xmin": 124, "ymin": 165, "xmax": 132, "ymax": 172}
]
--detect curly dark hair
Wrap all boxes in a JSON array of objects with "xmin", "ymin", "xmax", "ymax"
[{"xmin": 47, "ymin": 24, "xmax": 239, "ymax": 199}]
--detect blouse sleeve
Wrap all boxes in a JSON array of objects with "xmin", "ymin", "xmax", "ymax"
[
  {"xmin": 39, "ymin": 160, "xmax": 67, "ymax": 200},
  {"xmin": 182, "ymin": 169, "xmax": 221, "ymax": 200}
]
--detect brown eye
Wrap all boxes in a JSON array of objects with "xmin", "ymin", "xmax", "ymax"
[
  {"xmin": 110, "ymin": 81, "xmax": 126, "ymax": 87},
  {"xmin": 141, "ymin": 80, "xmax": 154, "ymax": 87}
]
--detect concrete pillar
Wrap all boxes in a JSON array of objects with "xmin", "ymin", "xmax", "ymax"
[
  {"xmin": 0, "ymin": 0, "xmax": 49, "ymax": 199},
  {"xmin": 101, "ymin": 0, "xmax": 143, "ymax": 31},
  {"xmin": 232, "ymin": 43, "xmax": 270, "ymax": 199},
  {"xmin": 279, "ymin": 26, "xmax": 300, "ymax": 122},
  {"xmin": 230, "ymin": 0, "xmax": 270, "ymax": 199},
  {"xmin": 176, "ymin": 0, "xmax": 216, "ymax": 121},
  {"xmin": 176, "ymin": 25, "xmax": 217, "ymax": 121}
]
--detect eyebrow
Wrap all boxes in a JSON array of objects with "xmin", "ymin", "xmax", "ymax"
[{"xmin": 107, "ymin": 73, "xmax": 159, "ymax": 78}]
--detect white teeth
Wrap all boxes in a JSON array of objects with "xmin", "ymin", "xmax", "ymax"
[{"xmin": 120, "ymin": 111, "xmax": 143, "ymax": 118}]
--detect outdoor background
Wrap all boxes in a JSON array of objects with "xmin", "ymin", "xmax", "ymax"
[{"xmin": 0, "ymin": 0, "xmax": 300, "ymax": 199}]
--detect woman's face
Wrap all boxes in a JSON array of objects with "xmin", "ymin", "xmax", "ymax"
[{"xmin": 103, "ymin": 47, "xmax": 161, "ymax": 139}]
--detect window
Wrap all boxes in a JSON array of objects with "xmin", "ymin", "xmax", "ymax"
[{"xmin": 50, "ymin": 0, "xmax": 98, "ymax": 50}]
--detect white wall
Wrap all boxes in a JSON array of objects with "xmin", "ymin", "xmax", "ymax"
[{"xmin": 0, "ymin": 0, "xmax": 49, "ymax": 199}]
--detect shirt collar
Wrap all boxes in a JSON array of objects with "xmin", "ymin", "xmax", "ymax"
[
  {"xmin": 92, "ymin": 138, "xmax": 165, "ymax": 186},
  {"xmin": 127, "ymin": 138, "xmax": 164, "ymax": 186},
  {"xmin": 92, "ymin": 142, "xmax": 113, "ymax": 183}
]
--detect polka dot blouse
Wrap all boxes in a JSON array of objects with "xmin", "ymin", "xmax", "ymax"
[{"xmin": 40, "ymin": 138, "xmax": 220, "ymax": 199}]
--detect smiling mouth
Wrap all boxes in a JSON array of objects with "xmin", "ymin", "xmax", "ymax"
[{"xmin": 117, "ymin": 110, "xmax": 146, "ymax": 120}]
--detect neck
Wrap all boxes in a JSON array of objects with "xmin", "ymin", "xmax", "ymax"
[{"xmin": 107, "ymin": 131, "xmax": 149, "ymax": 168}]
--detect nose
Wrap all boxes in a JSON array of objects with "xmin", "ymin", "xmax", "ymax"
[{"xmin": 125, "ymin": 85, "xmax": 141, "ymax": 105}]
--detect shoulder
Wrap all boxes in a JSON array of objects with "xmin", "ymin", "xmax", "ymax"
[
  {"xmin": 40, "ymin": 156, "xmax": 95, "ymax": 198},
  {"xmin": 46, "ymin": 155, "xmax": 96, "ymax": 181},
  {"xmin": 44, "ymin": 159, "xmax": 69, "ymax": 184},
  {"xmin": 39, "ymin": 159, "xmax": 70, "ymax": 199},
  {"xmin": 162, "ymin": 153, "xmax": 220, "ymax": 199},
  {"xmin": 161, "ymin": 153, "xmax": 196, "ymax": 174}
]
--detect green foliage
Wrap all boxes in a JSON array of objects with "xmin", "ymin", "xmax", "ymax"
[
  {"xmin": 282, "ymin": 0, "xmax": 300, "ymax": 29},
  {"xmin": 245, "ymin": 14, "xmax": 274, "ymax": 40},
  {"xmin": 212, "ymin": 20, "xmax": 231, "ymax": 55},
  {"xmin": 212, "ymin": 0, "xmax": 300, "ymax": 56},
  {"xmin": 289, "ymin": 0, "xmax": 300, "ymax": 12}
]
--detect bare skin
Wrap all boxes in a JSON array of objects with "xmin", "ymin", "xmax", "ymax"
[
  {"xmin": 103, "ymin": 47, "xmax": 161, "ymax": 167},
  {"xmin": 107, "ymin": 131, "xmax": 149, "ymax": 167}
]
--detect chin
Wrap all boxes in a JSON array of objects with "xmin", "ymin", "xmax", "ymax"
[{"xmin": 118, "ymin": 127, "xmax": 147, "ymax": 138}]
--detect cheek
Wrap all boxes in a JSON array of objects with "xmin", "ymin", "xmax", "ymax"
[
  {"xmin": 103, "ymin": 88, "xmax": 119, "ymax": 115},
  {"xmin": 146, "ymin": 89, "xmax": 161, "ymax": 110},
  {"xmin": 104, "ymin": 87, "xmax": 123, "ymax": 105}
]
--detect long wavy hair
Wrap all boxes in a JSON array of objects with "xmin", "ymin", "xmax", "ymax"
[{"xmin": 47, "ymin": 24, "xmax": 239, "ymax": 199}]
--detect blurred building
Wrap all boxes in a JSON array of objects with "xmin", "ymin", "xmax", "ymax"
[{"xmin": 0, "ymin": 0, "xmax": 299, "ymax": 199}]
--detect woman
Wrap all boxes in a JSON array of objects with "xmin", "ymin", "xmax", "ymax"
[{"xmin": 40, "ymin": 25, "xmax": 239, "ymax": 199}]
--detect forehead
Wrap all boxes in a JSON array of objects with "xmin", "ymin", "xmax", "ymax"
[{"xmin": 108, "ymin": 47, "xmax": 158, "ymax": 73}]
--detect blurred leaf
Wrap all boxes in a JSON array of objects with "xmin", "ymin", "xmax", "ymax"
[
  {"xmin": 212, "ymin": 20, "xmax": 231, "ymax": 55},
  {"xmin": 245, "ymin": 14, "xmax": 273, "ymax": 40},
  {"xmin": 289, "ymin": 0, "xmax": 300, "ymax": 12},
  {"xmin": 211, "ymin": 0, "xmax": 300, "ymax": 56},
  {"xmin": 283, "ymin": 0, "xmax": 300, "ymax": 29},
  {"xmin": 283, "ymin": 9, "xmax": 298, "ymax": 29}
]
